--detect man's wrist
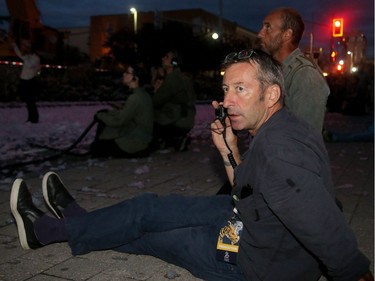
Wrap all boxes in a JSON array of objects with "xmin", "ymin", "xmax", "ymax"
[{"xmin": 223, "ymin": 160, "xmax": 232, "ymax": 167}]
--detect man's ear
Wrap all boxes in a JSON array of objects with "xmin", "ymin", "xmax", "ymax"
[
  {"xmin": 283, "ymin": 28, "xmax": 293, "ymax": 42},
  {"xmin": 266, "ymin": 85, "xmax": 281, "ymax": 107}
]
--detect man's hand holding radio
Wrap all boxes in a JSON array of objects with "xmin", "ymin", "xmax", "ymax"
[{"xmin": 211, "ymin": 101, "xmax": 241, "ymax": 186}]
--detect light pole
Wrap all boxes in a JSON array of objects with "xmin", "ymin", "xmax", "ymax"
[
  {"xmin": 130, "ymin": 7, "xmax": 137, "ymax": 34},
  {"xmin": 218, "ymin": 0, "xmax": 223, "ymax": 37}
]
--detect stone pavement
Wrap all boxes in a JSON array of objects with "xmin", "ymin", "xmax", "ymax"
[{"xmin": 0, "ymin": 139, "xmax": 373, "ymax": 281}]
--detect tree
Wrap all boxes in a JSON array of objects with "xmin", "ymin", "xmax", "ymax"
[{"xmin": 104, "ymin": 21, "xmax": 250, "ymax": 74}]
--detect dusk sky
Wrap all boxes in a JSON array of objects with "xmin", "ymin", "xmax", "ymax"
[{"xmin": 1, "ymin": 0, "xmax": 374, "ymax": 57}]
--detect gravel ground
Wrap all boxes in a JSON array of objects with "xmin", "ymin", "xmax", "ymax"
[{"xmin": 0, "ymin": 101, "xmax": 373, "ymax": 183}]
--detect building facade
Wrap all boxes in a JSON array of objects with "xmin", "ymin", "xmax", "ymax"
[{"xmin": 89, "ymin": 9, "xmax": 258, "ymax": 61}]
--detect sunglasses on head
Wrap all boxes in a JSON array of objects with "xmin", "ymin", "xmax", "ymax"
[{"xmin": 224, "ymin": 49, "xmax": 257, "ymax": 64}]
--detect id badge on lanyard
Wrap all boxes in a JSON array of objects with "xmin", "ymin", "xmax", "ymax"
[{"xmin": 216, "ymin": 207, "xmax": 243, "ymax": 264}]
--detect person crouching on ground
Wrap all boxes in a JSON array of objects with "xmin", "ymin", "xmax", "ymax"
[
  {"xmin": 90, "ymin": 64, "xmax": 153, "ymax": 158},
  {"xmin": 152, "ymin": 50, "xmax": 196, "ymax": 152}
]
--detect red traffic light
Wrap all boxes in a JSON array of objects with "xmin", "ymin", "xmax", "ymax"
[{"xmin": 332, "ymin": 18, "xmax": 344, "ymax": 37}]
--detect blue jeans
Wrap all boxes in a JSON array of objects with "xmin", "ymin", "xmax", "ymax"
[{"xmin": 66, "ymin": 193, "xmax": 246, "ymax": 281}]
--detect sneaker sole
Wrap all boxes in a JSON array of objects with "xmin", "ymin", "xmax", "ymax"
[
  {"xmin": 10, "ymin": 179, "xmax": 31, "ymax": 250},
  {"xmin": 42, "ymin": 171, "xmax": 62, "ymax": 219}
]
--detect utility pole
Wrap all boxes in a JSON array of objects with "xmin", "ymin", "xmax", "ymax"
[{"xmin": 218, "ymin": 0, "xmax": 223, "ymax": 39}]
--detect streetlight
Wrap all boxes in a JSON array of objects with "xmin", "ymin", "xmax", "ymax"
[
  {"xmin": 130, "ymin": 7, "xmax": 137, "ymax": 34},
  {"xmin": 211, "ymin": 32, "xmax": 219, "ymax": 40}
]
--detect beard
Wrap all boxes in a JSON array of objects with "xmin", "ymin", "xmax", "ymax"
[{"xmin": 256, "ymin": 34, "xmax": 283, "ymax": 57}]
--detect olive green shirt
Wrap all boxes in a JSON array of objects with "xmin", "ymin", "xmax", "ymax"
[
  {"xmin": 283, "ymin": 48, "xmax": 330, "ymax": 132},
  {"xmin": 97, "ymin": 87, "xmax": 153, "ymax": 153},
  {"xmin": 153, "ymin": 68, "xmax": 196, "ymax": 129}
]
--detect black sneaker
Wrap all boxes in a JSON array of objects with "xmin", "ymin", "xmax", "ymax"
[
  {"xmin": 10, "ymin": 179, "xmax": 44, "ymax": 250},
  {"xmin": 42, "ymin": 172, "xmax": 75, "ymax": 219}
]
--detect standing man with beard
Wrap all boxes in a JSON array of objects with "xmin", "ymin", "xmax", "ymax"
[{"xmin": 257, "ymin": 7, "xmax": 330, "ymax": 133}]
